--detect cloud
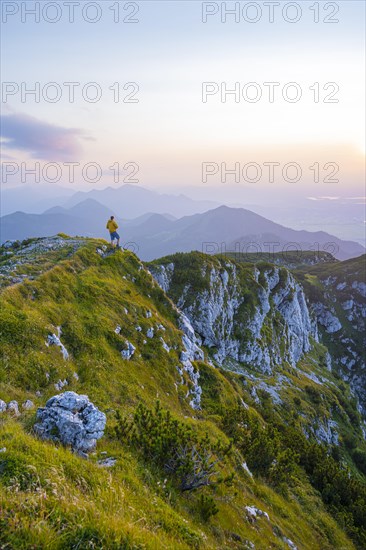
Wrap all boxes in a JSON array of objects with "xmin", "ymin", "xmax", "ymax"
[
  {"xmin": 0, "ymin": 112, "xmax": 90, "ymax": 161},
  {"xmin": 307, "ymin": 196, "xmax": 340, "ymax": 202}
]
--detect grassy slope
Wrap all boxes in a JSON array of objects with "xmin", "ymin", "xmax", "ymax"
[{"xmin": 0, "ymin": 238, "xmax": 360, "ymax": 549}]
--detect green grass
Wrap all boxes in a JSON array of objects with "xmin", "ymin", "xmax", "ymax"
[{"xmin": 0, "ymin": 238, "xmax": 364, "ymax": 549}]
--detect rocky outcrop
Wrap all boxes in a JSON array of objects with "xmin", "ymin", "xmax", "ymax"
[
  {"xmin": 312, "ymin": 418, "xmax": 339, "ymax": 446},
  {"xmin": 245, "ymin": 506, "xmax": 270, "ymax": 522},
  {"xmin": 312, "ymin": 303, "xmax": 342, "ymax": 333},
  {"xmin": 178, "ymin": 312, "xmax": 205, "ymax": 410},
  {"xmin": 46, "ymin": 327, "xmax": 69, "ymax": 360},
  {"xmin": 34, "ymin": 391, "xmax": 106, "ymax": 454},
  {"xmin": 7, "ymin": 401, "xmax": 20, "ymax": 416},
  {"xmin": 150, "ymin": 263, "xmax": 174, "ymax": 293},
  {"xmin": 152, "ymin": 259, "xmax": 315, "ymax": 374},
  {"xmin": 306, "ymin": 260, "xmax": 366, "ymax": 416},
  {"xmin": 121, "ymin": 341, "xmax": 136, "ymax": 360},
  {"xmin": 0, "ymin": 399, "xmax": 34, "ymax": 414}
]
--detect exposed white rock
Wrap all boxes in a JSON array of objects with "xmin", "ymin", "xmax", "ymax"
[
  {"xmin": 135, "ymin": 326, "xmax": 142, "ymax": 332},
  {"xmin": 181, "ymin": 361, "xmax": 202, "ymax": 410},
  {"xmin": 245, "ymin": 506, "xmax": 270, "ymax": 522},
  {"xmin": 46, "ymin": 327, "xmax": 69, "ymax": 360},
  {"xmin": 283, "ymin": 537, "xmax": 298, "ymax": 550},
  {"xmin": 7, "ymin": 401, "xmax": 20, "ymax": 416},
  {"xmin": 303, "ymin": 372, "xmax": 323, "ymax": 385},
  {"xmin": 324, "ymin": 276, "xmax": 337, "ymax": 287},
  {"xmin": 146, "ymin": 328, "xmax": 154, "ymax": 338},
  {"xmin": 242, "ymin": 462, "xmax": 253, "ymax": 477},
  {"xmin": 34, "ymin": 391, "xmax": 106, "ymax": 454},
  {"xmin": 342, "ymin": 300, "xmax": 353, "ymax": 311},
  {"xmin": 150, "ymin": 263, "xmax": 174, "ymax": 292},
  {"xmin": 352, "ymin": 281, "xmax": 366, "ymax": 297},
  {"xmin": 313, "ymin": 303, "xmax": 342, "ymax": 333},
  {"xmin": 115, "ymin": 325, "xmax": 121, "ymax": 334},
  {"xmin": 325, "ymin": 352, "xmax": 332, "ymax": 371},
  {"xmin": 22, "ymin": 400, "xmax": 34, "ymax": 410},
  {"xmin": 257, "ymin": 382, "xmax": 283, "ymax": 404},
  {"xmin": 313, "ymin": 418, "xmax": 339, "ymax": 446},
  {"xmin": 146, "ymin": 310, "xmax": 152, "ymax": 318},
  {"xmin": 121, "ymin": 341, "xmax": 136, "ymax": 360},
  {"xmin": 153, "ymin": 262, "xmax": 315, "ymax": 374},
  {"xmin": 176, "ymin": 312, "xmax": 205, "ymax": 410},
  {"xmin": 98, "ymin": 457, "xmax": 117, "ymax": 467},
  {"xmin": 179, "ymin": 312, "xmax": 202, "ymax": 347},
  {"xmin": 55, "ymin": 379, "xmax": 68, "ymax": 391},
  {"xmin": 160, "ymin": 337, "xmax": 170, "ymax": 352},
  {"xmin": 0, "ymin": 400, "xmax": 6, "ymax": 412}
]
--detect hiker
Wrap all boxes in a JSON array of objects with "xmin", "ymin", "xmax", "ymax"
[{"xmin": 106, "ymin": 216, "xmax": 120, "ymax": 248}]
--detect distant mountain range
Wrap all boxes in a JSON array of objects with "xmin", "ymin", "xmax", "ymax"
[
  {"xmin": 1, "ymin": 196, "xmax": 364, "ymax": 261},
  {"xmin": 1, "ymin": 184, "xmax": 218, "ymax": 219},
  {"xmin": 3, "ymin": 183, "xmax": 365, "ymax": 249},
  {"xmin": 123, "ymin": 205, "xmax": 364, "ymax": 261}
]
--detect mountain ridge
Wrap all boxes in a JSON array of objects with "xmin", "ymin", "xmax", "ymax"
[{"xmin": 0, "ymin": 235, "xmax": 365, "ymax": 549}]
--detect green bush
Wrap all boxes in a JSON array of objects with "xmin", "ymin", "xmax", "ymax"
[
  {"xmin": 116, "ymin": 401, "xmax": 230, "ymax": 493},
  {"xmin": 197, "ymin": 494, "xmax": 219, "ymax": 522}
]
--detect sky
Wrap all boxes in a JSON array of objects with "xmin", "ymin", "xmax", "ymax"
[{"xmin": 1, "ymin": 0, "xmax": 365, "ymax": 203}]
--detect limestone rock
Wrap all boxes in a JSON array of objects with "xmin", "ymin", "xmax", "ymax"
[
  {"xmin": 46, "ymin": 327, "xmax": 69, "ymax": 360},
  {"xmin": 121, "ymin": 341, "xmax": 136, "ymax": 360},
  {"xmin": 245, "ymin": 505, "xmax": 270, "ymax": 522},
  {"xmin": 152, "ymin": 261, "xmax": 315, "ymax": 374},
  {"xmin": 54, "ymin": 379, "xmax": 68, "ymax": 391},
  {"xmin": 34, "ymin": 391, "xmax": 106, "ymax": 454},
  {"xmin": 313, "ymin": 303, "xmax": 342, "ymax": 333},
  {"xmin": 7, "ymin": 401, "xmax": 19, "ymax": 416}
]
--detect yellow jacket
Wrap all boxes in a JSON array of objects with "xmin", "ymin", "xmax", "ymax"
[{"xmin": 106, "ymin": 219, "xmax": 118, "ymax": 233}]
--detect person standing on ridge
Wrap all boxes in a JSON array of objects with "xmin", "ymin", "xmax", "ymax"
[{"xmin": 106, "ymin": 216, "xmax": 121, "ymax": 248}]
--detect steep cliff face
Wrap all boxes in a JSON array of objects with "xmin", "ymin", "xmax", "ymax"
[
  {"xmin": 150, "ymin": 254, "xmax": 316, "ymax": 374},
  {"xmin": 297, "ymin": 255, "xmax": 366, "ymax": 416},
  {"xmin": 150, "ymin": 252, "xmax": 366, "ymax": 440}
]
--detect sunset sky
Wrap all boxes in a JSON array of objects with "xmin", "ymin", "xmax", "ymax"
[{"xmin": 1, "ymin": 1, "xmax": 365, "ymax": 198}]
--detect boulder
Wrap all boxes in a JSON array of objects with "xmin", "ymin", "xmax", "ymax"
[
  {"xmin": 121, "ymin": 341, "xmax": 136, "ymax": 360},
  {"xmin": 54, "ymin": 379, "xmax": 68, "ymax": 391},
  {"xmin": 7, "ymin": 401, "xmax": 19, "ymax": 416},
  {"xmin": 22, "ymin": 399, "xmax": 34, "ymax": 410},
  {"xmin": 0, "ymin": 400, "xmax": 6, "ymax": 413},
  {"xmin": 245, "ymin": 505, "xmax": 270, "ymax": 522},
  {"xmin": 34, "ymin": 391, "xmax": 106, "ymax": 454}
]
